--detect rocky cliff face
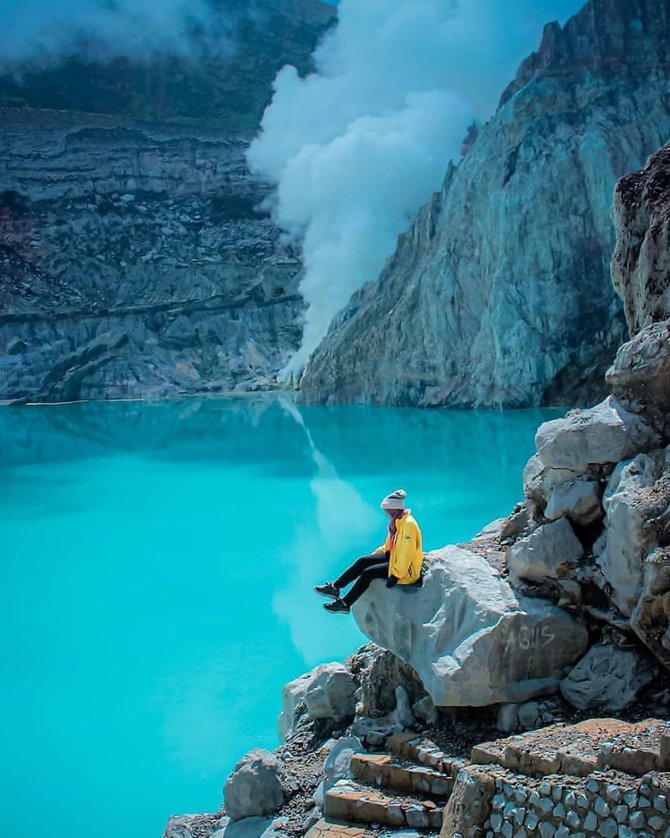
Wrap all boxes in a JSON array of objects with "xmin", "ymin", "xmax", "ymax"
[
  {"xmin": 0, "ymin": 0, "xmax": 334, "ymax": 402},
  {"xmin": 301, "ymin": 0, "xmax": 670, "ymax": 408},
  {"xmin": 611, "ymin": 142, "xmax": 670, "ymax": 335},
  {"xmin": 506, "ymin": 141, "xmax": 670, "ymax": 671},
  {"xmin": 608, "ymin": 141, "xmax": 670, "ymax": 423},
  {"xmin": 349, "ymin": 141, "xmax": 670, "ymax": 704},
  {"xmin": 0, "ymin": 111, "xmax": 304, "ymax": 400}
]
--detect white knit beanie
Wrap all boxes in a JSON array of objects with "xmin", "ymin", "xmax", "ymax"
[{"xmin": 380, "ymin": 489, "xmax": 406, "ymax": 510}]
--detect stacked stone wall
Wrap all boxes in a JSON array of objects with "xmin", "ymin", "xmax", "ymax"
[
  {"xmin": 482, "ymin": 767, "xmax": 669, "ymax": 838},
  {"xmin": 442, "ymin": 720, "xmax": 670, "ymax": 838}
]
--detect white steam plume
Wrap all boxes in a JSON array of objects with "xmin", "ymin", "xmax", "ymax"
[{"xmin": 247, "ymin": 0, "xmax": 584, "ymax": 377}]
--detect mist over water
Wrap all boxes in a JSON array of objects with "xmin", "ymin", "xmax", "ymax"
[{"xmin": 0, "ymin": 397, "xmax": 561, "ymax": 837}]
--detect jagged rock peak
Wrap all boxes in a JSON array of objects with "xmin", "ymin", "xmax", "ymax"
[{"xmin": 501, "ymin": 0, "xmax": 670, "ymax": 107}]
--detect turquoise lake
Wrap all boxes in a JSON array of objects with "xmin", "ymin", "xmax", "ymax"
[{"xmin": 0, "ymin": 397, "xmax": 562, "ymax": 837}]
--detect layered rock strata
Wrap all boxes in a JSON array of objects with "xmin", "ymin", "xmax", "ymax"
[
  {"xmin": 0, "ymin": 110, "xmax": 304, "ymax": 400},
  {"xmin": 301, "ymin": 0, "xmax": 670, "ymax": 407},
  {"xmin": 0, "ymin": 0, "xmax": 335, "ymax": 402}
]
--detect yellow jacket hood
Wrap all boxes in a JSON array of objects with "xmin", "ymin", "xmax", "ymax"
[{"xmin": 375, "ymin": 510, "xmax": 423, "ymax": 585}]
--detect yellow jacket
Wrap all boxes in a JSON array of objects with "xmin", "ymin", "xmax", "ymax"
[{"xmin": 375, "ymin": 510, "xmax": 423, "ymax": 585}]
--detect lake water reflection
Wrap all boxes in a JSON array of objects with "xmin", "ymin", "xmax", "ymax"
[{"xmin": 0, "ymin": 396, "xmax": 562, "ymax": 837}]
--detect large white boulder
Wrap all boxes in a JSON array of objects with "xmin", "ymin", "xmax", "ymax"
[
  {"xmin": 278, "ymin": 663, "xmax": 357, "ymax": 740},
  {"xmin": 523, "ymin": 453, "xmax": 588, "ymax": 506},
  {"xmin": 507, "ymin": 518, "xmax": 584, "ymax": 583},
  {"xmin": 278, "ymin": 671, "xmax": 312, "ymax": 741},
  {"xmin": 352, "ymin": 547, "xmax": 588, "ymax": 707},
  {"xmin": 607, "ymin": 320, "xmax": 670, "ymax": 415},
  {"xmin": 214, "ymin": 817, "xmax": 276, "ymax": 838},
  {"xmin": 223, "ymin": 749, "xmax": 284, "ymax": 821},
  {"xmin": 560, "ymin": 642, "xmax": 655, "ymax": 711},
  {"xmin": 535, "ymin": 396, "xmax": 656, "ymax": 471},
  {"xmin": 596, "ymin": 451, "xmax": 666, "ymax": 616},
  {"xmin": 544, "ymin": 479, "xmax": 603, "ymax": 527},
  {"xmin": 351, "ymin": 644, "xmax": 425, "ymax": 716},
  {"xmin": 305, "ymin": 663, "xmax": 357, "ymax": 722},
  {"xmin": 324, "ymin": 736, "xmax": 364, "ymax": 789},
  {"xmin": 312, "ymin": 735, "xmax": 365, "ymax": 809}
]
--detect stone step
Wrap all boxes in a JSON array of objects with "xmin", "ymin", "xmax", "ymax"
[
  {"xmin": 305, "ymin": 820, "xmax": 372, "ymax": 838},
  {"xmin": 377, "ymin": 831, "xmax": 438, "ymax": 838},
  {"xmin": 386, "ymin": 732, "xmax": 465, "ymax": 777},
  {"xmin": 305, "ymin": 819, "xmax": 438, "ymax": 838},
  {"xmin": 600, "ymin": 723, "xmax": 670, "ymax": 775},
  {"xmin": 350, "ymin": 753, "xmax": 453, "ymax": 799},
  {"xmin": 324, "ymin": 779, "xmax": 444, "ymax": 831},
  {"xmin": 470, "ymin": 718, "xmax": 670, "ymax": 778}
]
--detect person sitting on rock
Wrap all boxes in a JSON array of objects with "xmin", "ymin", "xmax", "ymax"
[{"xmin": 315, "ymin": 489, "xmax": 423, "ymax": 614}]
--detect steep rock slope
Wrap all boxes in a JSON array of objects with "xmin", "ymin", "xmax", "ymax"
[
  {"xmin": 510, "ymin": 141, "xmax": 670, "ymax": 669},
  {"xmin": 301, "ymin": 0, "xmax": 670, "ymax": 408},
  {"xmin": 354, "ymin": 141, "xmax": 670, "ymax": 695},
  {"xmin": 607, "ymin": 141, "xmax": 670, "ymax": 424},
  {"xmin": 0, "ymin": 0, "xmax": 334, "ymax": 402},
  {"xmin": 611, "ymin": 142, "xmax": 670, "ymax": 334}
]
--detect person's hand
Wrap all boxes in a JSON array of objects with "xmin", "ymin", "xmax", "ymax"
[{"xmin": 386, "ymin": 575, "xmax": 398, "ymax": 588}]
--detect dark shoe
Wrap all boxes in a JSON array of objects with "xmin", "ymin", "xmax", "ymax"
[
  {"xmin": 324, "ymin": 598, "xmax": 350, "ymax": 614},
  {"xmin": 314, "ymin": 582, "xmax": 340, "ymax": 599}
]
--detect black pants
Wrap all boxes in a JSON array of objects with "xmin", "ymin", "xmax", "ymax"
[{"xmin": 334, "ymin": 554, "xmax": 390, "ymax": 606}]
